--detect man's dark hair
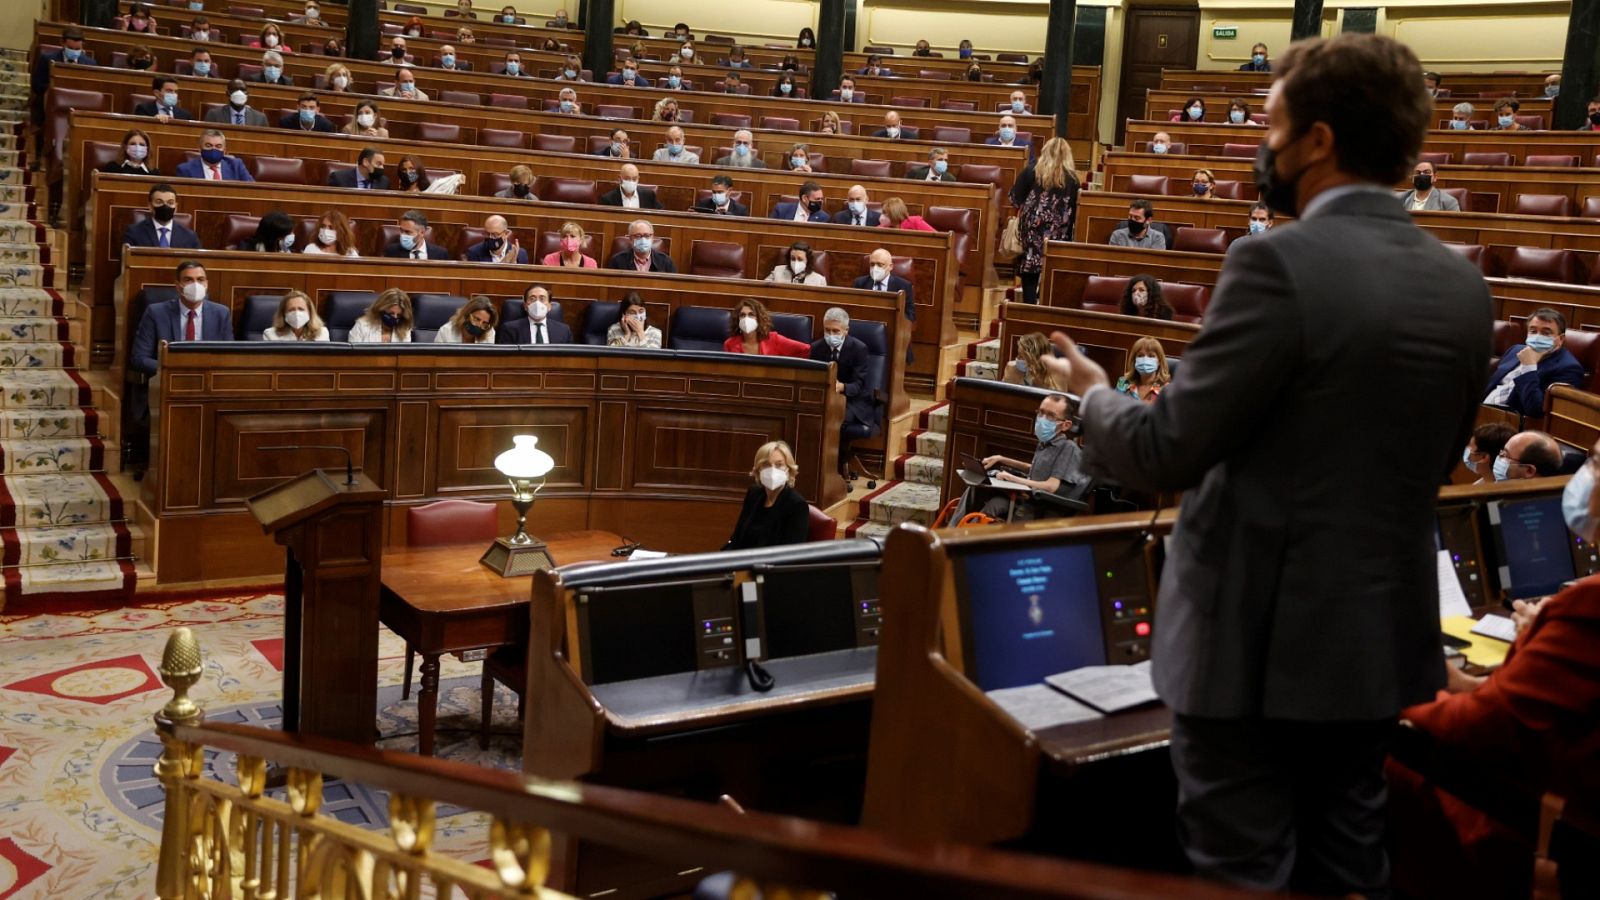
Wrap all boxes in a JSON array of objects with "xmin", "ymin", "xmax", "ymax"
[
  {"xmin": 400, "ymin": 209, "xmax": 429, "ymax": 229},
  {"xmin": 1524, "ymin": 434, "xmax": 1563, "ymax": 476},
  {"xmin": 175, "ymin": 259, "xmax": 204, "ymax": 278},
  {"xmin": 1471, "ymin": 422, "xmax": 1516, "ymax": 459},
  {"xmin": 152, "ymin": 76, "xmax": 178, "ymax": 91},
  {"xmin": 357, "ymin": 146, "xmax": 381, "ymax": 164},
  {"xmin": 1530, "ymin": 307, "xmax": 1568, "ymax": 333},
  {"xmin": 297, "ymin": 91, "xmax": 319, "ymax": 105},
  {"xmin": 800, "ymin": 180, "xmax": 822, "ymax": 195},
  {"xmin": 1250, "ymin": 201, "xmax": 1275, "ymax": 219},
  {"xmin": 1129, "ymin": 198, "xmax": 1155, "ymax": 217},
  {"xmin": 190, "ymin": 46, "xmax": 210, "ymax": 57},
  {"xmin": 711, "ymin": 174, "xmax": 733, "ymax": 187},
  {"xmin": 148, "ymin": 182, "xmax": 176, "ymax": 199},
  {"xmin": 63, "ymin": 26, "xmax": 84, "ymax": 40},
  {"xmin": 1276, "ymin": 34, "xmax": 1432, "ymax": 184},
  {"xmin": 1423, "ymin": 70, "xmax": 1441, "ymax": 84}
]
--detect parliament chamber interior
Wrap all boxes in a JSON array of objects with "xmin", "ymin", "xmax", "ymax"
[{"xmin": 1, "ymin": 0, "xmax": 1597, "ymax": 896}]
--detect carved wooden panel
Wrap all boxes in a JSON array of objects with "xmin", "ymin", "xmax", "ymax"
[
  {"xmin": 213, "ymin": 408, "xmax": 388, "ymax": 505},
  {"xmin": 162, "ymin": 403, "xmax": 206, "ymax": 510},
  {"xmin": 631, "ymin": 408, "xmax": 779, "ymax": 494},
  {"xmin": 595, "ymin": 401, "xmax": 629, "ymax": 491},
  {"xmin": 396, "ymin": 400, "xmax": 431, "ymax": 498},
  {"xmin": 433, "ymin": 403, "xmax": 590, "ymax": 493}
]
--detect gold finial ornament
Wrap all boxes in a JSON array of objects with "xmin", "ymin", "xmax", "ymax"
[{"xmin": 159, "ymin": 626, "xmax": 204, "ymax": 724}]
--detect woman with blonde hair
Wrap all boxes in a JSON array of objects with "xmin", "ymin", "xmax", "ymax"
[
  {"xmin": 262, "ymin": 290, "xmax": 329, "ymax": 341},
  {"xmin": 322, "ymin": 62, "xmax": 354, "ymax": 93},
  {"xmin": 303, "ymin": 209, "xmax": 359, "ymax": 257},
  {"xmin": 541, "ymin": 222, "xmax": 597, "ymax": 268},
  {"xmin": 435, "ymin": 295, "xmax": 497, "ymax": 344},
  {"xmin": 1002, "ymin": 332, "xmax": 1069, "ymax": 391},
  {"xmin": 723, "ymin": 440, "xmax": 810, "ymax": 550},
  {"xmin": 818, "ymin": 110, "xmax": 843, "ymax": 136},
  {"xmin": 1009, "ymin": 136, "xmax": 1079, "ymax": 304},
  {"xmin": 1191, "ymin": 167, "xmax": 1218, "ymax": 200},
  {"xmin": 880, "ymin": 197, "xmax": 935, "ymax": 231},
  {"xmin": 348, "ymin": 288, "xmax": 413, "ymax": 343},
  {"xmin": 652, "ymin": 97, "xmax": 680, "ymax": 122},
  {"xmin": 1115, "ymin": 337, "xmax": 1170, "ymax": 403}
]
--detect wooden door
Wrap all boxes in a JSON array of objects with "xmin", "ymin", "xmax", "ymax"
[{"xmin": 1115, "ymin": 7, "xmax": 1200, "ymax": 145}]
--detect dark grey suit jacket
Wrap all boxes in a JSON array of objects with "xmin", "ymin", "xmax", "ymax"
[{"xmin": 1080, "ymin": 187, "xmax": 1491, "ymax": 721}]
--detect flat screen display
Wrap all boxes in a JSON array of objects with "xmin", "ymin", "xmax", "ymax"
[
  {"xmin": 584, "ymin": 584, "xmax": 698, "ymax": 684},
  {"xmin": 761, "ymin": 566, "xmax": 862, "ymax": 659},
  {"xmin": 958, "ymin": 543, "xmax": 1106, "ymax": 691},
  {"xmin": 1491, "ymin": 495, "xmax": 1577, "ymax": 600}
]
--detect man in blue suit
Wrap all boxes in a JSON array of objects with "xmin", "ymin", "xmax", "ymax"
[
  {"xmin": 832, "ymin": 185, "xmax": 882, "ymax": 226},
  {"xmin": 606, "ymin": 62, "xmax": 652, "ymax": 88},
  {"xmin": 985, "ymin": 114, "xmax": 1035, "ymax": 161},
  {"xmin": 463, "ymin": 215, "xmax": 528, "ymax": 264},
  {"xmin": 852, "ymin": 247, "xmax": 916, "ymax": 324},
  {"xmin": 810, "ymin": 307, "xmax": 881, "ymax": 474},
  {"xmin": 32, "ymin": 26, "xmax": 96, "ymax": 97},
  {"xmin": 133, "ymin": 77, "xmax": 194, "ymax": 121},
  {"xmin": 130, "ymin": 260, "xmax": 235, "ymax": 379},
  {"xmin": 770, "ymin": 181, "xmax": 831, "ymax": 223},
  {"xmin": 382, "ymin": 210, "xmax": 452, "ymax": 259},
  {"xmin": 1483, "ymin": 307, "xmax": 1586, "ymax": 417},
  {"xmin": 498, "ymin": 285, "xmax": 574, "ymax": 344},
  {"xmin": 174, "ymin": 131, "xmax": 254, "ymax": 182},
  {"xmin": 123, "ymin": 184, "xmax": 202, "ymax": 250},
  {"xmin": 833, "ymin": 76, "xmax": 867, "ymax": 103}
]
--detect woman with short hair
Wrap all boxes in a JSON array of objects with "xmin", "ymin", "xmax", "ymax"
[
  {"xmin": 1115, "ymin": 337, "xmax": 1171, "ymax": 403},
  {"xmin": 724, "ymin": 299, "xmax": 810, "ymax": 357},
  {"xmin": 541, "ymin": 222, "xmax": 597, "ymax": 268},
  {"xmin": 262, "ymin": 290, "xmax": 329, "ymax": 341},
  {"xmin": 723, "ymin": 440, "xmax": 810, "ymax": 550}
]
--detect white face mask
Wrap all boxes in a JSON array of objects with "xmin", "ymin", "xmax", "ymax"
[
  {"xmin": 229, "ymin": 90, "xmax": 248, "ymax": 106},
  {"xmin": 285, "ymin": 309, "xmax": 310, "ymax": 329},
  {"xmin": 886, "ymin": 126, "xmax": 900, "ymax": 138},
  {"xmin": 333, "ymin": 75, "xmax": 349, "ymax": 90},
  {"xmin": 631, "ymin": 311, "xmax": 647, "ymax": 324},
  {"xmin": 264, "ymin": 34, "xmax": 279, "ymax": 47},
  {"xmin": 680, "ymin": 46, "xmax": 694, "ymax": 58},
  {"xmin": 739, "ymin": 315, "xmax": 758, "ymax": 334},
  {"xmin": 840, "ymin": 88, "xmax": 853, "ymax": 100},
  {"xmin": 789, "ymin": 259, "xmax": 806, "ymax": 275},
  {"xmin": 527, "ymin": 300, "xmax": 549, "ymax": 321},
  {"xmin": 181, "ymin": 281, "xmax": 206, "ymax": 302},
  {"xmin": 356, "ymin": 111, "xmax": 376, "ymax": 127},
  {"xmin": 870, "ymin": 264, "xmax": 888, "ymax": 283},
  {"xmin": 759, "ymin": 465, "xmax": 788, "ymax": 491},
  {"xmin": 620, "ymin": 179, "xmax": 638, "ymax": 194},
  {"xmin": 317, "ymin": 227, "xmax": 337, "ymax": 245}
]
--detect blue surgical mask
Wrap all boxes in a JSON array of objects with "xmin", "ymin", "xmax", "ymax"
[
  {"xmin": 933, "ymin": 159, "xmax": 948, "ymax": 174},
  {"xmin": 399, "ymin": 232, "xmax": 416, "ymax": 250},
  {"xmin": 734, "ymin": 143, "xmax": 749, "ymax": 157},
  {"xmin": 400, "ymin": 81, "xmax": 415, "ymax": 93},
  {"xmin": 1252, "ymin": 53, "xmax": 1265, "ymax": 66},
  {"xmin": 998, "ymin": 126, "xmax": 1015, "ymax": 142},
  {"xmin": 189, "ymin": 0, "xmax": 204, "ymax": 8},
  {"xmin": 505, "ymin": 61, "xmax": 520, "ymax": 75},
  {"xmin": 563, "ymin": 68, "xmax": 577, "ymax": 79},
  {"xmin": 299, "ymin": 107, "xmax": 315, "ymax": 123},
  {"xmin": 1563, "ymin": 462, "xmax": 1598, "ymax": 539},
  {"xmin": 1492, "ymin": 455, "xmax": 1513, "ymax": 481},
  {"xmin": 279, "ymin": 233, "xmax": 295, "ymax": 251},
  {"xmin": 1151, "ymin": 142, "xmax": 1168, "ymax": 154},
  {"xmin": 502, "ymin": 13, "xmax": 515, "ymax": 22},
  {"xmin": 780, "ymin": 83, "xmax": 792, "ymax": 94},
  {"xmin": 1011, "ymin": 99, "xmax": 1025, "ymax": 113},
  {"xmin": 162, "ymin": 92, "xmax": 179, "ymax": 108},
  {"xmin": 1450, "ymin": 119, "xmax": 1469, "ymax": 130},
  {"xmin": 127, "ymin": 143, "xmax": 148, "ymax": 161},
  {"xmin": 1462, "ymin": 446, "xmax": 1479, "ymax": 474},
  {"xmin": 1545, "ymin": 85, "xmax": 1561, "ymax": 99},
  {"xmin": 632, "ymin": 237, "xmax": 653, "ymax": 254},
  {"xmin": 64, "ymin": 47, "xmax": 82, "ymax": 62},
  {"xmin": 711, "ymin": 191, "xmax": 727, "ymax": 205},
  {"xmin": 824, "ymin": 333, "xmax": 844, "ymax": 350},
  {"xmin": 559, "ymin": 100, "xmax": 574, "ymax": 112},
  {"xmin": 1033, "ymin": 415, "xmax": 1058, "ymax": 444},
  {"xmin": 1248, "ymin": 219, "xmax": 1267, "ymax": 235},
  {"xmin": 193, "ymin": 61, "xmax": 211, "ymax": 76},
  {"xmin": 1134, "ymin": 357, "xmax": 1159, "ymax": 376},
  {"xmin": 667, "ymin": 143, "xmax": 683, "ymax": 156},
  {"xmin": 1528, "ymin": 334, "xmax": 1557, "ymax": 353},
  {"xmin": 959, "ymin": 48, "xmax": 972, "ymax": 59},
  {"xmin": 1229, "ymin": 110, "xmax": 1245, "ymax": 124},
  {"xmin": 264, "ymin": 65, "xmax": 282, "ymax": 82},
  {"xmin": 668, "ymin": 75, "xmax": 681, "ymax": 88},
  {"xmin": 200, "ymin": 147, "xmax": 225, "ymax": 164},
  {"xmin": 791, "ymin": 156, "xmax": 806, "ymax": 168},
  {"xmin": 848, "ymin": 200, "xmax": 865, "ymax": 215},
  {"xmin": 1498, "ymin": 115, "xmax": 1513, "ymax": 128},
  {"xmin": 443, "ymin": 54, "xmax": 456, "ymax": 67},
  {"xmin": 1187, "ymin": 106, "xmax": 1203, "ymax": 120}
]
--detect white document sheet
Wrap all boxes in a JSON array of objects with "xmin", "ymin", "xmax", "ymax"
[
  {"xmin": 1044, "ymin": 660, "xmax": 1159, "ymax": 714},
  {"xmin": 985, "ymin": 683, "xmax": 1103, "ymax": 731},
  {"xmin": 1437, "ymin": 549, "xmax": 1474, "ymax": 619}
]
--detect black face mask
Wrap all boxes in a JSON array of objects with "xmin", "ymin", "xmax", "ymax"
[
  {"xmin": 400, "ymin": 169, "xmax": 418, "ymax": 184},
  {"xmin": 131, "ymin": 58, "xmax": 152, "ymax": 69},
  {"xmin": 484, "ymin": 236, "xmax": 502, "ymax": 251},
  {"xmin": 152, "ymin": 204, "xmax": 175, "ymax": 223},
  {"xmin": 392, "ymin": 46, "xmax": 407, "ymax": 58},
  {"xmin": 511, "ymin": 182, "xmax": 530, "ymax": 198},
  {"xmin": 1253, "ymin": 140, "xmax": 1303, "ymax": 218},
  {"xmin": 807, "ymin": 200, "xmax": 823, "ymax": 213},
  {"xmin": 1127, "ymin": 218, "xmax": 1146, "ymax": 235},
  {"xmin": 1413, "ymin": 173, "xmax": 1433, "ymax": 191},
  {"xmin": 1590, "ymin": 111, "xmax": 1600, "ymax": 126},
  {"xmin": 465, "ymin": 321, "xmax": 487, "ymax": 338}
]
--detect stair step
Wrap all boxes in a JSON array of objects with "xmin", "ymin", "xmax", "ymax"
[
  {"xmin": 894, "ymin": 453, "xmax": 945, "ymax": 487},
  {"xmin": 908, "ymin": 429, "xmax": 946, "ymax": 458},
  {"xmin": 844, "ymin": 520, "xmax": 894, "ymax": 540},
  {"xmin": 0, "ymin": 288, "xmax": 64, "ymax": 317},
  {"xmin": 921, "ymin": 403, "xmax": 950, "ymax": 435},
  {"xmin": 1, "ymin": 369, "xmax": 91, "ymax": 407},
  {"xmin": 0, "ymin": 340, "xmax": 74, "ymax": 368},
  {"xmin": 1, "ymin": 522, "xmax": 131, "ymax": 567},
  {"xmin": 0, "ymin": 407, "xmax": 99, "ymax": 439},
  {"xmin": 1, "ymin": 558, "xmax": 138, "ymax": 613},
  {"xmin": 861, "ymin": 480, "xmax": 941, "ymax": 526},
  {"xmin": 974, "ymin": 338, "xmax": 1001, "ymax": 364},
  {"xmin": 0, "ymin": 472, "xmax": 124, "ymax": 528},
  {"xmin": 0, "ymin": 436, "xmax": 105, "ymax": 474}
]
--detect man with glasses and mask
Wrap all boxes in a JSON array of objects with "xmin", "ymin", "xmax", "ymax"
[
  {"xmin": 498, "ymin": 285, "xmax": 573, "ymax": 345},
  {"xmin": 1039, "ymin": 34, "xmax": 1490, "ymax": 896},
  {"xmin": 957, "ymin": 393, "xmax": 1085, "ymax": 521},
  {"xmin": 463, "ymin": 215, "xmax": 526, "ymax": 264},
  {"xmin": 1490, "ymin": 430, "xmax": 1563, "ymax": 481},
  {"xmin": 605, "ymin": 220, "xmax": 675, "ymax": 272},
  {"xmin": 1483, "ymin": 307, "xmax": 1583, "ymax": 418}
]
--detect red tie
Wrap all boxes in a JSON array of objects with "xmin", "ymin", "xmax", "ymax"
[{"xmin": 185, "ymin": 309, "xmax": 196, "ymax": 341}]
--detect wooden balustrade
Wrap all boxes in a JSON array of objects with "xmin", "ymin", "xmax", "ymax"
[
  {"xmin": 1125, "ymin": 119, "xmax": 1600, "ymax": 166},
  {"xmin": 1158, "ymin": 68, "xmax": 1558, "ymax": 99},
  {"xmin": 1143, "ymin": 88, "xmax": 1553, "ymax": 128}
]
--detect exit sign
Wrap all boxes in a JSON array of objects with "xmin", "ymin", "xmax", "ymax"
[{"xmin": 1213, "ymin": 27, "xmax": 1238, "ymax": 39}]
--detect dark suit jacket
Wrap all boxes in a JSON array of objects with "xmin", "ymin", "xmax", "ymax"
[
  {"xmin": 244, "ymin": 72, "xmax": 295, "ymax": 86},
  {"xmin": 769, "ymin": 202, "xmax": 831, "ymax": 223},
  {"xmin": 872, "ymin": 127, "xmax": 913, "ymax": 139},
  {"xmin": 174, "ymin": 155, "xmax": 254, "ymax": 181},
  {"xmin": 832, "ymin": 208, "xmax": 882, "ymax": 226},
  {"xmin": 276, "ymin": 112, "xmax": 337, "ymax": 132},
  {"xmin": 382, "ymin": 240, "xmax": 451, "ymax": 260},
  {"xmin": 203, "ymin": 105, "xmax": 268, "ymax": 127},
  {"xmin": 123, "ymin": 218, "xmax": 201, "ymax": 250},
  {"xmin": 1079, "ymin": 187, "xmax": 1491, "ymax": 721},
  {"xmin": 606, "ymin": 73, "xmax": 653, "ymax": 87},
  {"xmin": 130, "ymin": 298, "xmax": 235, "ymax": 375},
  {"xmin": 438, "ymin": 61, "xmax": 474, "ymax": 72},
  {"xmin": 905, "ymin": 164, "xmax": 957, "ymax": 183},
  {"xmin": 692, "ymin": 198, "xmax": 750, "ymax": 216},
  {"xmin": 498, "ymin": 317, "xmax": 574, "ymax": 344},
  {"xmin": 463, "ymin": 241, "xmax": 529, "ymax": 263},
  {"xmin": 605, "ymin": 250, "xmax": 676, "ymax": 273},
  {"xmin": 852, "ymin": 273, "xmax": 916, "ymax": 322},
  {"xmin": 810, "ymin": 335, "xmax": 878, "ymax": 430},
  {"xmin": 598, "ymin": 187, "xmax": 663, "ymax": 209},
  {"xmin": 32, "ymin": 50, "xmax": 97, "ymax": 94},
  {"xmin": 984, "ymin": 136, "xmax": 1036, "ymax": 161},
  {"xmin": 1483, "ymin": 344, "xmax": 1585, "ymax": 417},
  {"xmin": 134, "ymin": 102, "xmax": 193, "ymax": 120},
  {"xmin": 328, "ymin": 168, "xmax": 391, "ymax": 190}
]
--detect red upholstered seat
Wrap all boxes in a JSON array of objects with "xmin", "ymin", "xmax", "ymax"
[
  {"xmin": 890, "ymin": 96, "xmax": 931, "ymax": 108},
  {"xmin": 477, "ymin": 172, "xmax": 510, "ymax": 196},
  {"xmin": 1492, "ymin": 320, "xmax": 1524, "ymax": 357},
  {"xmin": 1442, "ymin": 187, "xmax": 1471, "ymax": 210},
  {"xmin": 689, "ymin": 240, "xmax": 745, "ymax": 278},
  {"xmin": 1583, "ymin": 197, "xmax": 1600, "ymax": 219},
  {"xmin": 1418, "ymin": 151, "xmax": 1452, "ymax": 166},
  {"xmin": 807, "ymin": 505, "xmax": 837, "ymax": 541},
  {"xmin": 85, "ymin": 141, "xmax": 122, "ymax": 174},
  {"xmin": 1212, "ymin": 180, "xmax": 1246, "ymax": 200},
  {"xmin": 46, "ymin": 87, "xmax": 109, "ymax": 163},
  {"xmin": 1162, "ymin": 283, "xmax": 1210, "ymax": 323},
  {"xmin": 417, "ymin": 122, "xmax": 461, "ymax": 142},
  {"xmin": 1127, "ymin": 174, "xmax": 1169, "ymax": 195},
  {"xmin": 530, "ymin": 133, "xmax": 575, "ymax": 152},
  {"xmin": 925, "ymin": 207, "xmax": 975, "ymax": 276},
  {"xmin": 1560, "ymin": 331, "xmax": 1600, "ymax": 390},
  {"xmin": 483, "ymin": 129, "xmax": 528, "ymax": 149},
  {"xmin": 1506, "ymin": 247, "xmax": 1578, "ymax": 284},
  {"xmin": 489, "ymin": 93, "xmax": 529, "ymax": 109},
  {"xmin": 918, "ymin": 69, "xmax": 951, "ymax": 80},
  {"xmin": 1462, "ymin": 152, "xmax": 1512, "ymax": 166},
  {"xmin": 221, "ymin": 214, "xmax": 261, "ymax": 250},
  {"xmin": 1443, "ymin": 243, "xmax": 1489, "ymax": 274},
  {"xmin": 850, "ymin": 159, "xmax": 892, "ymax": 177},
  {"xmin": 710, "ymin": 112, "xmax": 751, "ymax": 127},
  {"xmin": 1513, "ymin": 194, "xmax": 1573, "ymax": 217},
  {"xmin": 1172, "ymin": 227, "xmax": 1228, "ymax": 254},
  {"xmin": 1515, "ymin": 115, "xmax": 1546, "ymax": 130},
  {"xmin": 438, "ymin": 90, "xmax": 481, "ymax": 105},
  {"xmin": 940, "ymin": 100, "xmax": 977, "ymax": 112},
  {"xmin": 249, "ymin": 156, "xmax": 307, "ymax": 185},
  {"xmin": 1221, "ymin": 143, "xmax": 1257, "ymax": 158},
  {"xmin": 931, "ymin": 126, "xmax": 972, "ymax": 143},
  {"xmin": 595, "ymin": 104, "xmax": 638, "ymax": 119},
  {"xmin": 958, "ymin": 164, "xmax": 1001, "ymax": 185},
  {"xmin": 1526, "ymin": 155, "xmax": 1580, "ymax": 168},
  {"xmin": 537, "ymin": 178, "xmax": 598, "ymax": 204},
  {"xmin": 1081, "ymin": 275, "xmax": 1125, "ymax": 313},
  {"xmin": 761, "ymin": 116, "xmax": 799, "ymax": 131}
]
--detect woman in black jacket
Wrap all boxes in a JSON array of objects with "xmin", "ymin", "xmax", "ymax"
[{"xmin": 724, "ymin": 441, "xmax": 810, "ymax": 550}]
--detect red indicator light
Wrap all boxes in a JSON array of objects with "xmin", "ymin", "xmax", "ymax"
[{"xmin": 1135, "ymin": 622, "xmax": 1151, "ymax": 637}]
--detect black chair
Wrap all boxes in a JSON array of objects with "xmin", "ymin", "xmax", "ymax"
[
  {"xmin": 323, "ymin": 291, "xmax": 376, "ymax": 341},
  {"xmin": 667, "ymin": 306, "xmax": 731, "ymax": 351},
  {"xmin": 1560, "ymin": 446, "xmax": 1589, "ymax": 475},
  {"xmin": 579, "ymin": 301, "xmax": 621, "ymax": 345},
  {"xmin": 241, "ymin": 295, "xmax": 282, "ymax": 340},
  {"xmin": 411, "ymin": 294, "xmax": 465, "ymax": 343},
  {"xmin": 769, "ymin": 312, "xmax": 814, "ymax": 345}
]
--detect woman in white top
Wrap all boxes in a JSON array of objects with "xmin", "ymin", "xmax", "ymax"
[
  {"xmin": 341, "ymin": 99, "xmax": 388, "ymax": 139},
  {"xmin": 605, "ymin": 291, "xmax": 661, "ymax": 349},
  {"xmin": 434, "ymin": 295, "xmax": 497, "ymax": 344},
  {"xmin": 262, "ymin": 290, "xmax": 330, "ymax": 341},
  {"xmin": 765, "ymin": 240, "xmax": 827, "ymax": 286},
  {"xmin": 301, "ymin": 210, "xmax": 360, "ymax": 257},
  {"xmin": 347, "ymin": 288, "xmax": 414, "ymax": 342}
]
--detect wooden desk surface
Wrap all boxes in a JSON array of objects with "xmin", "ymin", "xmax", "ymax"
[
  {"xmin": 381, "ymin": 530, "xmax": 623, "ymax": 614},
  {"xmin": 1036, "ymin": 704, "xmax": 1172, "ymax": 773}
]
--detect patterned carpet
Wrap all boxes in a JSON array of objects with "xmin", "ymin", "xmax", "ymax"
[
  {"xmin": 0, "ymin": 589, "xmax": 526, "ymax": 898},
  {"xmin": 845, "ymin": 402, "xmax": 948, "ymax": 539}
]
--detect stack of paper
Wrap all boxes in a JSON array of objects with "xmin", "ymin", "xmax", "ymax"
[{"xmin": 1045, "ymin": 660, "xmax": 1159, "ymax": 714}]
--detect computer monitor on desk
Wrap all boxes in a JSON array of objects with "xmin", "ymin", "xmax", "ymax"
[
  {"xmin": 754, "ymin": 558, "xmax": 882, "ymax": 660},
  {"xmin": 575, "ymin": 577, "xmax": 739, "ymax": 684},
  {"xmin": 1489, "ymin": 493, "xmax": 1580, "ymax": 600}
]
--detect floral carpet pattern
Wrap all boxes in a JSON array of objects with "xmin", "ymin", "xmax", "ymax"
[{"xmin": 0, "ymin": 590, "xmax": 525, "ymax": 898}]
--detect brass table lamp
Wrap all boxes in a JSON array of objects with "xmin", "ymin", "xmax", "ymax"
[{"xmin": 480, "ymin": 435, "xmax": 556, "ymax": 577}]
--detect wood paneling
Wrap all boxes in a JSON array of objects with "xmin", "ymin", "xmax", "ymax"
[
  {"xmin": 1159, "ymin": 69, "xmax": 1555, "ymax": 99},
  {"xmin": 1141, "ymin": 88, "xmax": 1553, "ymax": 128},
  {"xmin": 1126, "ymin": 119, "xmax": 1600, "ymax": 168}
]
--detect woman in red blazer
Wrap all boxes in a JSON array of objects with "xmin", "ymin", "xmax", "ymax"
[
  {"xmin": 1387, "ymin": 447, "xmax": 1600, "ymax": 898},
  {"xmin": 723, "ymin": 299, "xmax": 810, "ymax": 358}
]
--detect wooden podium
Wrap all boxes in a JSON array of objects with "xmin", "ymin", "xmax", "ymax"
[{"xmin": 246, "ymin": 468, "xmax": 387, "ymax": 744}]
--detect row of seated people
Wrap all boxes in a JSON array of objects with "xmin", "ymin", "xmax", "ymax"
[
  {"xmin": 120, "ymin": 184, "xmax": 919, "ymax": 304},
  {"xmin": 1137, "ymin": 130, "xmax": 1600, "ymax": 169},
  {"xmin": 1164, "ymin": 94, "xmax": 1555, "ymax": 132}
]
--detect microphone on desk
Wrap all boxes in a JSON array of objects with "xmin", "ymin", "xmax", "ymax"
[{"xmin": 258, "ymin": 444, "xmax": 358, "ymax": 486}]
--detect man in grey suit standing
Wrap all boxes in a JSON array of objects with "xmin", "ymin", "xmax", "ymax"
[{"xmin": 1044, "ymin": 34, "xmax": 1491, "ymax": 897}]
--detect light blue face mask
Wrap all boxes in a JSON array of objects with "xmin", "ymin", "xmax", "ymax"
[
  {"xmin": 298, "ymin": 107, "xmax": 315, "ymax": 122},
  {"xmin": 1492, "ymin": 455, "xmax": 1513, "ymax": 481},
  {"xmin": 64, "ymin": 47, "xmax": 83, "ymax": 62},
  {"xmin": 824, "ymin": 333, "xmax": 845, "ymax": 350},
  {"xmin": 193, "ymin": 61, "xmax": 211, "ymax": 76},
  {"xmin": 1151, "ymin": 142, "xmax": 1168, "ymax": 154},
  {"xmin": 162, "ymin": 92, "xmax": 179, "ymax": 108},
  {"xmin": 711, "ymin": 191, "xmax": 727, "ymax": 206},
  {"xmin": 791, "ymin": 156, "xmax": 806, "ymax": 168},
  {"xmin": 1450, "ymin": 119, "xmax": 1469, "ymax": 130},
  {"xmin": 399, "ymin": 232, "xmax": 416, "ymax": 250},
  {"xmin": 1134, "ymin": 356, "xmax": 1160, "ymax": 375},
  {"xmin": 263, "ymin": 66, "xmax": 282, "ymax": 82},
  {"xmin": 1229, "ymin": 109, "xmax": 1245, "ymax": 124},
  {"xmin": 668, "ymin": 75, "xmax": 681, "ymax": 88},
  {"xmin": 848, "ymin": 200, "xmax": 865, "ymax": 215},
  {"xmin": 610, "ymin": 141, "xmax": 624, "ymax": 155},
  {"xmin": 1545, "ymin": 85, "xmax": 1561, "ymax": 99},
  {"xmin": 780, "ymin": 83, "xmax": 793, "ymax": 94},
  {"xmin": 998, "ymin": 127, "xmax": 1015, "ymax": 142},
  {"xmin": 933, "ymin": 159, "xmax": 948, "ymax": 174},
  {"xmin": 1248, "ymin": 219, "xmax": 1267, "ymax": 235},
  {"xmin": 1563, "ymin": 462, "xmax": 1598, "ymax": 539},
  {"xmin": 563, "ymin": 68, "xmax": 577, "ymax": 79},
  {"xmin": 734, "ymin": 143, "xmax": 750, "ymax": 156},
  {"xmin": 1252, "ymin": 53, "xmax": 1265, "ymax": 66},
  {"xmin": 502, "ymin": 14, "xmax": 515, "ymax": 23},
  {"xmin": 505, "ymin": 61, "xmax": 520, "ymax": 75},
  {"xmin": 1498, "ymin": 115, "xmax": 1513, "ymax": 128},
  {"xmin": 442, "ymin": 54, "xmax": 456, "ymax": 67},
  {"xmin": 559, "ymin": 100, "xmax": 574, "ymax": 112},
  {"xmin": 1528, "ymin": 334, "xmax": 1557, "ymax": 353},
  {"xmin": 1187, "ymin": 106, "xmax": 1203, "ymax": 120},
  {"xmin": 632, "ymin": 237, "xmax": 653, "ymax": 254},
  {"xmin": 1033, "ymin": 414, "xmax": 1058, "ymax": 444},
  {"xmin": 667, "ymin": 143, "xmax": 683, "ymax": 156},
  {"xmin": 1011, "ymin": 99, "xmax": 1025, "ymax": 113},
  {"xmin": 1462, "ymin": 446, "xmax": 1479, "ymax": 474}
]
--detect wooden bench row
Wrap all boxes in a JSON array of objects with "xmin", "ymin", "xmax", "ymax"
[
  {"xmin": 1142, "ymin": 88, "xmax": 1553, "ymax": 130},
  {"xmin": 1125, "ymin": 119, "xmax": 1600, "ymax": 167},
  {"xmin": 1158, "ymin": 68, "xmax": 1557, "ymax": 100}
]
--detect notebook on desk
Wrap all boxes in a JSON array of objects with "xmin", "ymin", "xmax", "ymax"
[{"xmin": 956, "ymin": 452, "xmax": 1028, "ymax": 490}]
